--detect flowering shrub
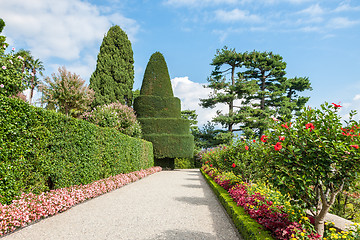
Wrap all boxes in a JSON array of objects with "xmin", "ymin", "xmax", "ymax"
[
  {"xmin": 265, "ymin": 103, "xmax": 360, "ymax": 236},
  {"xmin": 0, "ymin": 45, "xmax": 28, "ymax": 97},
  {"xmin": 0, "ymin": 167, "xmax": 161, "ymax": 236},
  {"xmin": 81, "ymin": 101, "xmax": 141, "ymax": 137}
]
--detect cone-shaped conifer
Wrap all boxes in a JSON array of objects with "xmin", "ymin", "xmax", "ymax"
[
  {"xmin": 90, "ymin": 25, "xmax": 134, "ymax": 107},
  {"xmin": 134, "ymin": 52, "xmax": 194, "ymax": 169}
]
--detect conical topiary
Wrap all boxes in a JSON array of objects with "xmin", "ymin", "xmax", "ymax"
[{"xmin": 133, "ymin": 52, "xmax": 194, "ymax": 169}]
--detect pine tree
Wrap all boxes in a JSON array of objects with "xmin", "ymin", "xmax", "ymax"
[
  {"xmin": 201, "ymin": 47, "xmax": 312, "ymax": 139},
  {"xmin": 90, "ymin": 25, "xmax": 134, "ymax": 107},
  {"xmin": 134, "ymin": 52, "xmax": 194, "ymax": 169}
]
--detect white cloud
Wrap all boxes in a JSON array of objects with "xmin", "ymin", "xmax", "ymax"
[
  {"xmin": 215, "ymin": 9, "xmax": 261, "ymax": 23},
  {"xmin": 298, "ymin": 4, "xmax": 324, "ymax": 16},
  {"xmin": 327, "ymin": 17, "xmax": 360, "ymax": 29},
  {"xmin": 171, "ymin": 77, "xmax": 228, "ymax": 126},
  {"xmin": 333, "ymin": 3, "xmax": 360, "ymax": 12},
  {"xmin": 0, "ymin": 0, "xmax": 139, "ymax": 61},
  {"xmin": 353, "ymin": 94, "xmax": 360, "ymax": 101}
]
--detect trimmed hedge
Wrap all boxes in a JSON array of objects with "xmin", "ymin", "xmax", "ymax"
[
  {"xmin": 138, "ymin": 118, "xmax": 190, "ymax": 135},
  {"xmin": 143, "ymin": 134, "xmax": 194, "ymax": 159},
  {"xmin": 200, "ymin": 169, "xmax": 274, "ymax": 240},
  {"xmin": 134, "ymin": 52, "xmax": 194, "ymax": 167},
  {"xmin": 133, "ymin": 95, "xmax": 181, "ymax": 118},
  {"xmin": 0, "ymin": 96, "xmax": 153, "ymax": 204}
]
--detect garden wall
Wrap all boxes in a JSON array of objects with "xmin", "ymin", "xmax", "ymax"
[{"xmin": 0, "ymin": 96, "xmax": 154, "ymax": 204}]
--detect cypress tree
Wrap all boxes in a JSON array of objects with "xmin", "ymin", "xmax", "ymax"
[
  {"xmin": 134, "ymin": 52, "xmax": 194, "ymax": 169},
  {"xmin": 90, "ymin": 25, "xmax": 134, "ymax": 107}
]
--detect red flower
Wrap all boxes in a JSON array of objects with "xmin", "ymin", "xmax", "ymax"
[
  {"xmin": 232, "ymin": 163, "xmax": 236, "ymax": 168},
  {"xmin": 210, "ymin": 164, "xmax": 213, "ymax": 167},
  {"xmin": 260, "ymin": 135, "xmax": 268, "ymax": 142},
  {"xmin": 253, "ymin": 139, "xmax": 256, "ymax": 143},
  {"xmin": 350, "ymin": 145, "xmax": 359, "ymax": 149},
  {"xmin": 274, "ymin": 142, "xmax": 282, "ymax": 151},
  {"xmin": 278, "ymin": 136, "xmax": 285, "ymax": 141},
  {"xmin": 305, "ymin": 123, "xmax": 315, "ymax": 131},
  {"xmin": 332, "ymin": 103, "xmax": 342, "ymax": 108},
  {"xmin": 245, "ymin": 145, "xmax": 249, "ymax": 150},
  {"xmin": 281, "ymin": 123, "xmax": 290, "ymax": 129}
]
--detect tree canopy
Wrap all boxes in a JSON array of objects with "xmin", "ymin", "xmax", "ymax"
[
  {"xmin": 201, "ymin": 47, "xmax": 312, "ymax": 138},
  {"xmin": 90, "ymin": 25, "xmax": 134, "ymax": 107}
]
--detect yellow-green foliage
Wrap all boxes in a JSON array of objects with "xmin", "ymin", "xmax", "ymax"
[{"xmin": 0, "ymin": 96, "xmax": 153, "ymax": 204}]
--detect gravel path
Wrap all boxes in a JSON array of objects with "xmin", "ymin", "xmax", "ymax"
[{"xmin": 2, "ymin": 169, "xmax": 242, "ymax": 240}]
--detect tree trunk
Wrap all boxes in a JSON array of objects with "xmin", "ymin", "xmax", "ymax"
[{"xmin": 228, "ymin": 65, "xmax": 235, "ymax": 132}]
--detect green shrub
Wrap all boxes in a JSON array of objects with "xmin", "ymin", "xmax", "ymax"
[
  {"xmin": 81, "ymin": 101, "xmax": 141, "ymax": 138},
  {"xmin": 134, "ymin": 52, "xmax": 194, "ymax": 168},
  {"xmin": 0, "ymin": 96, "xmax": 153, "ymax": 204},
  {"xmin": 175, "ymin": 157, "xmax": 195, "ymax": 169}
]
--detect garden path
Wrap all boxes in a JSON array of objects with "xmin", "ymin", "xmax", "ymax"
[{"xmin": 3, "ymin": 169, "xmax": 243, "ymax": 240}]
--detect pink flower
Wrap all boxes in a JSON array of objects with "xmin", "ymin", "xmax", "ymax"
[
  {"xmin": 2, "ymin": 66, "xmax": 6, "ymax": 70},
  {"xmin": 0, "ymin": 84, "xmax": 4, "ymax": 88},
  {"xmin": 274, "ymin": 142, "xmax": 282, "ymax": 151},
  {"xmin": 12, "ymin": 47, "xmax": 15, "ymax": 51},
  {"xmin": 278, "ymin": 136, "xmax": 285, "ymax": 141},
  {"xmin": 271, "ymin": 117, "xmax": 279, "ymax": 121},
  {"xmin": 245, "ymin": 145, "xmax": 249, "ymax": 150}
]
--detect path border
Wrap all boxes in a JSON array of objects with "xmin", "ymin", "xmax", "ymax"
[{"xmin": 200, "ymin": 169, "xmax": 275, "ymax": 240}]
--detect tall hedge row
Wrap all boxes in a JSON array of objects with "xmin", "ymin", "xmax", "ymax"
[{"xmin": 0, "ymin": 96, "xmax": 153, "ymax": 204}]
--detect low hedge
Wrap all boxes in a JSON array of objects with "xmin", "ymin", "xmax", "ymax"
[
  {"xmin": 0, "ymin": 96, "xmax": 153, "ymax": 204},
  {"xmin": 200, "ymin": 169, "xmax": 274, "ymax": 240}
]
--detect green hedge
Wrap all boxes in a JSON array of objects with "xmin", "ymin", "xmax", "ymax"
[
  {"xmin": 133, "ymin": 95, "xmax": 181, "ymax": 118},
  {"xmin": 0, "ymin": 96, "xmax": 153, "ymax": 204},
  {"xmin": 143, "ymin": 134, "xmax": 194, "ymax": 159},
  {"xmin": 200, "ymin": 169, "xmax": 275, "ymax": 240},
  {"xmin": 138, "ymin": 118, "xmax": 190, "ymax": 134}
]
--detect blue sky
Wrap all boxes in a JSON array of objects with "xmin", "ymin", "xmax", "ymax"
[{"xmin": 1, "ymin": 0, "xmax": 360, "ymax": 126}]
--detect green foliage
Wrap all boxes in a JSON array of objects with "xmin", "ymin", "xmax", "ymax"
[
  {"xmin": 201, "ymin": 47, "xmax": 312, "ymax": 138},
  {"xmin": 0, "ymin": 47, "xmax": 28, "ymax": 98},
  {"xmin": 138, "ymin": 118, "xmax": 190, "ymax": 134},
  {"xmin": 90, "ymin": 25, "xmax": 134, "ymax": 107},
  {"xmin": 134, "ymin": 52, "xmax": 194, "ymax": 167},
  {"xmin": 0, "ymin": 18, "xmax": 6, "ymax": 48},
  {"xmin": 0, "ymin": 96, "xmax": 153, "ymax": 205},
  {"xmin": 263, "ymin": 103, "xmax": 360, "ymax": 235},
  {"xmin": 133, "ymin": 95, "xmax": 181, "ymax": 118},
  {"xmin": 40, "ymin": 66, "xmax": 95, "ymax": 117},
  {"xmin": 143, "ymin": 134, "xmax": 194, "ymax": 159},
  {"xmin": 174, "ymin": 157, "xmax": 195, "ymax": 169},
  {"xmin": 200, "ymin": 169, "xmax": 274, "ymax": 240},
  {"xmin": 140, "ymin": 51, "xmax": 173, "ymax": 97},
  {"xmin": 81, "ymin": 101, "xmax": 142, "ymax": 138}
]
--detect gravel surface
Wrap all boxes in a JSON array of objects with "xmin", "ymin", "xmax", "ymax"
[{"xmin": 2, "ymin": 169, "xmax": 242, "ymax": 240}]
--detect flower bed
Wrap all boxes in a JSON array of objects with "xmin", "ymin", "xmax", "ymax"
[
  {"xmin": 0, "ymin": 166, "xmax": 162, "ymax": 236},
  {"xmin": 202, "ymin": 165, "xmax": 360, "ymax": 240}
]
